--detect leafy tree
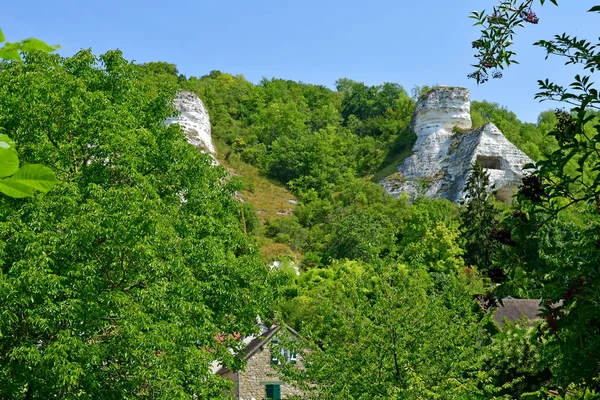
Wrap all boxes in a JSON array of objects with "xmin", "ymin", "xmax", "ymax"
[
  {"xmin": 470, "ymin": 1, "xmax": 600, "ymax": 393},
  {"xmin": 0, "ymin": 28, "xmax": 59, "ymax": 198},
  {"xmin": 327, "ymin": 210, "xmax": 396, "ymax": 263},
  {"xmin": 482, "ymin": 323, "xmax": 553, "ymax": 398},
  {"xmin": 0, "ymin": 49, "xmax": 272, "ymax": 399},
  {"xmin": 280, "ymin": 261, "xmax": 494, "ymax": 399},
  {"xmin": 461, "ymin": 162, "xmax": 498, "ymax": 276}
]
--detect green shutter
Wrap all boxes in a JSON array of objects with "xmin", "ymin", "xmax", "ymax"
[
  {"xmin": 273, "ymin": 384, "xmax": 281, "ymax": 400},
  {"xmin": 265, "ymin": 384, "xmax": 273, "ymax": 398},
  {"xmin": 265, "ymin": 384, "xmax": 281, "ymax": 399}
]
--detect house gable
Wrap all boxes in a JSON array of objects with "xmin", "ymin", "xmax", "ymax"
[{"xmin": 217, "ymin": 324, "xmax": 304, "ymax": 400}]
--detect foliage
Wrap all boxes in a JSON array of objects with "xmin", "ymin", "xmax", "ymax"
[
  {"xmin": 0, "ymin": 50, "xmax": 273, "ymax": 399},
  {"xmin": 482, "ymin": 323, "xmax": 553, "ymax": 398},
  {"xmin": 461, "ymin": 162, "xmax": 499, "ymax": 276},
  {"xmin": 468, "ymin": 0, "xmax": 558, "ymax": 84},
  {"xmin": 280, "ymin": 261, "xmax": 495, "ymax": 399},
  {"xmin": 183, "ymin": 73, "xmax": 415, "ymax": 199},
  {"xmin": 0, "ymin": 134, "xmax": 58, "ymax": 197},
  {"xmin": 0, "ymin": 27, "xmax": 58, "ymax": 62},
  {"xmin": 471, "ymin": 1, "xmax": 600, "ymax": 393},
  {"xmin": 0, "ymin": 28, "xmax": 59, "ymax": 198}
]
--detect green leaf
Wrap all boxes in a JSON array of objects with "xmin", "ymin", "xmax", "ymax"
[
  {"xmin": 0, "ymin": 134, "xmax": 15, "ymax": 149},
  {"xmin": 0, "ymin": 47, "xmax": 21, "ymax": 61},
  {"xmin": 0, "ymin": 28, "xmax": 5, "ymax": 43},
  {"xmin": 0, "ymin": 147, "xmax": 20, "ymax": 178},
  {"xmin": 18, "ymin": 38, "xmax": 58, "ymax": 53},
  {"xmin": 9, "ymin": 164, "xmax": 58, "ymax": 192},
  {"xmin": 0, "ymin": 178, "xmax": 34, "ymax": 198},
  {"xmin": 588, "ymin": 5, "xmax": 600, "ymax": 12}
]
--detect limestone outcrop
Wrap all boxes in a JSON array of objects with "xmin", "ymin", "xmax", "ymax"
[
  {"xmin": 166, "ymin": 91, "xmax": 216, "ymax": 158},
  {"xmin": 381, "ymin": 86, "xmax": 533, "ymax": 203}
]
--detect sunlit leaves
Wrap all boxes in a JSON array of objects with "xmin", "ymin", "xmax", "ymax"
[
  {"xmin": 0, "ymin": 135, "xmax": 58, "ymax": 197},
  {"xmin": 0, "ymin": 49, "xmax": 271, "ymax": 398},
  {"xmin": 0, "ymin": 147, "xmax": 19, "ymax": 178},
  {"xmin": 0, "ymin": 28, "xmax": 58, "ymax": 62}
]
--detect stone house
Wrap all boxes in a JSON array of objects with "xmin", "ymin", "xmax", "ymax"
[{"xmin": 216, "ymin": 324, "xmax": 304, "ymax": 400}]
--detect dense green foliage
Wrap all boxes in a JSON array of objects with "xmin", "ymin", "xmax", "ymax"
[
  {"xmin": 131, "ymin": 55, "xmax": 597, "ymax": 397},
  {"xmin": 471, "ymin": 1, "xmax": 600, "ymax": 396},
  {"xmin": 461, "ymin": 162, "xmax": 500, "ymax": 279},
  {"xmin": 0, "ymin": 50, "xmax": 272, "ymax": 399},
  {"xmin": 2, "ymin": 5, "xmax": 599, "ymax": 396},
  {"xmin": 0, "ymin": 28, "xmax": 59, "ymax": 198},
  {"xmin": 181, "ymin": 71, "xmax": 416, "ymax": 196},
  {"xmin": 278, "ymin": 261, "xmax": 493, "ymax": 399}
]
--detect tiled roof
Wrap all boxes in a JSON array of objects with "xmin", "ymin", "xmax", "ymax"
[
  {"xmin": 215, "ymin": 324, "xmax": 299, "ymax": 375},
  {"xmin": 493, "ymin": 298, "xmax": 544, "ymax": 328}
]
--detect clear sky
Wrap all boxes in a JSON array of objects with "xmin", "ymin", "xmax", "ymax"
[{"xmin": 2, "ymin": 1, "xmax": 597, "ymax": 122}]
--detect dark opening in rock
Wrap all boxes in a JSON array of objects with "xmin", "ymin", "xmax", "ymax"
[{"xmin": 477, "ymin": 155, "xmax": 502, "ymax": 170}]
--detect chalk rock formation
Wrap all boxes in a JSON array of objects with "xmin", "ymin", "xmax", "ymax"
[
  {"xmin": 166, "ymin": 91, "xmax": 216, "ymax": 156},
  {"xmin": 381, "ymin": 86, "xmax": 533, "ymax": 203}
]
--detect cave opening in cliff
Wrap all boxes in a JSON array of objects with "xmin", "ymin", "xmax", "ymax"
[{"xmin": 477, "ymin": 155, "xmax": 502, "ymax": 170}]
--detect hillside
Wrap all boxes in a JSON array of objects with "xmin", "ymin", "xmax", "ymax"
[
  {"xmin": 2, "ymin": 50, "xmax": 599, "ymax": 399},
  {"xmin": 154, "ymin": 67, "xmax": 563, "ymax": 267}
]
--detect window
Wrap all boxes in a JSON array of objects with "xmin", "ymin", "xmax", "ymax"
[
  {"xmin": 270, "ymin": 338, "xmax": 279, "ymax": 365},
  {"xmin": 281, "ymin": 348, "xmax": 297, "ymax": 364},
  {"xmin": 272, "ymin": 338, "xmax": 297, "ymax": 365},
  {"xmin": 476, "ymin": 155, "xmax": 502, "ymax": 170},
  {"xmin": 265, "ymin": 384, "xmax": 281, "ymax": 399}
]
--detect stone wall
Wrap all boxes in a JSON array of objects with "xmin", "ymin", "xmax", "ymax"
[{"xmin": 224, "ymin": 346, "xmax": 303, "ymax": 400}]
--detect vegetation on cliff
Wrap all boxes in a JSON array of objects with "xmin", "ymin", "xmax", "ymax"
[{"xmin": 1, "ymin": 1, "xmax": 599, "ymax": 395}]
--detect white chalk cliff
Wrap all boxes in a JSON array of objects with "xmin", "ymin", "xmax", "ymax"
[
  {"xmin": 166, "ymin": 91, "xmax": 216, "ymax": 157},
  {"xmin": 381, "ymin": 86, "xmax": 533, "ymax": 203}
]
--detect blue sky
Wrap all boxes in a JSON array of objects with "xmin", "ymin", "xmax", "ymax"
[{"xmin": 2, "ymin": 1, "xmax": 598, "ymax": 122}]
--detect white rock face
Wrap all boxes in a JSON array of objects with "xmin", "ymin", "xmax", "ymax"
[
  {"xmin": 166, "ymin": 91, "xmax": 216, "ymax": 155},
  {"xmin": 381, "ymin": 86, "xmax": 533, "ymax": 203}
]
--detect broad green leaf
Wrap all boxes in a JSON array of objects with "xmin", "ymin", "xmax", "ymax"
[
  {"xmin": 18, "ymin": 38, "xmax": 58, "ymax": 53},
  {"xmin": 0, "ymin": 147, "xmax": 19, "ymax": 177},
  {"xmin": 0, "ymin": 178, "xmax": 33, "ymax": 198},
  {"xmin": 0, "ymin": 28, "xmax": 5, "ymax": 43},
  {"xmin": 588, "ymin": 5, "xmax": 600, "ymax": 12},
  {"xmin": 9, "ymin": 164, "xmax": 58, "ymax": 192},
  {"xmin": 0, "ymin": 47, "xmax": 21, "ymax": 61},
  {"xmin": 0, "ymin": 134, "xmax": 15, "ymax": 149}
]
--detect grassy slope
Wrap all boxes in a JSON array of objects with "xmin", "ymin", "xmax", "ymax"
[{"xmin": 213, "ymin": 140, "xmax": 299, "ymax": 261}]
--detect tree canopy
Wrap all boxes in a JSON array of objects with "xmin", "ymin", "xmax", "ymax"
[{"xmin": 0, "ymin": 49, "xmax": 273, "ymax": 399}]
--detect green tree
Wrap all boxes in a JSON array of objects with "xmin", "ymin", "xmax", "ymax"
[
  {"xmin": 0, "ymin": 28, "xmax": 59, "ymax": 198},
  {"xmin": 0, "ymin": 49, "xmax": 272, "ymax": 399},
  {"xmin": 280, "ymin": 261, "xmax": 493, "ymax": 399},
  {"xmin": 470, "ymin": 1, "xmax": 600, "ymax": 393},
  {"xmin": 461, "ymin": 162, "xmax": 498, "ymax": 277}
]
